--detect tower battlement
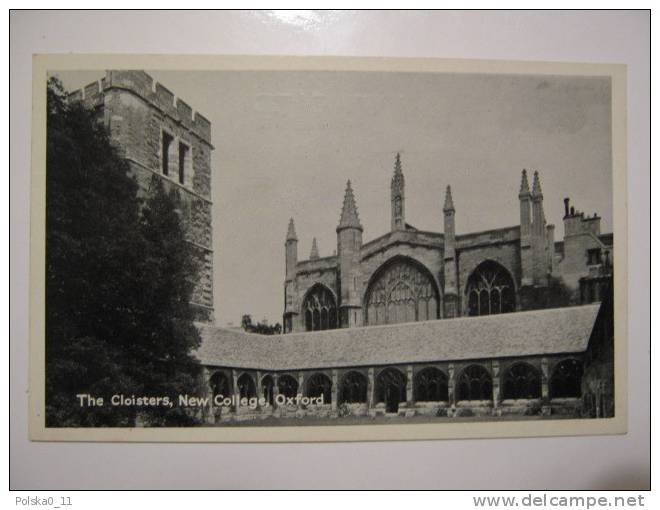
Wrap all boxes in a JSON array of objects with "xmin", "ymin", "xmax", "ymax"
[{"xmin": 69, "ymin": 70, "xmax": 212, "ymax": 145}]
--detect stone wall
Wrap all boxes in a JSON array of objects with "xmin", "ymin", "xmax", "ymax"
[{"xmin": 70, "ymin": 70, "xmax": 215, "ymax": 322}]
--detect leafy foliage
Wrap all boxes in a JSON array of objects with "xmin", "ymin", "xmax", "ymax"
[
  {"xmin": 46, "ymin": 77, "xmax": 202, "ymax": 426},
  {"xmin": 241, "ymin": 314, "xmax": 282, "ymax": 335}
]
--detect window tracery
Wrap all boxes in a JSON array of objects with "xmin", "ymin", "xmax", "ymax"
[
  {"xmin": 456, "ymin": 365, "xmax": 492, "ymax": 401},
  {"xmin": 414, "ymin": 367, "xmax": 448, "ymax": 402},
  {"xmin": 302, "ymin": 285, "xmax": 337, "ymax": 332},
  {"xmin": 365, "ymin": 259, "xmax": 439, "ymax": 326},
  {"xmin": 466, "ymin": 261, "xmax": 515, "ymax": 316},
  {"xmin": 502, "ymin": 363, "xmax": 541, "ymax": 399}
]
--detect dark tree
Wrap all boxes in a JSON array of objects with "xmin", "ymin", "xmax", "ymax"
[
  {"xmin": 240, "ymin": 314, "xmax": 282, "ymax": 335},
  {"xmin": 46, "ymin": 77, "xmax": 201, "ymax": 427},
  {"xmin": 241, "ymin": 314, "xmax": 253, "ymax": 331},
  {"xmin": 545, "ymin": 275, "xmax": 573, "ymax": 308},
  {"xmin": 130, "ymin": 176, "xmax": 204, "ymax": 425}
]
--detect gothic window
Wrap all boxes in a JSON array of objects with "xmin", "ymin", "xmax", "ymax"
[
  {"xmin": 237, "ymin": 373, "xmax": 256, "ymax": 399},
  {"xmin": 502, "ymin": 363, "xmax": 541, "ymax": 400},
  {"xmin": 549, "ymin": 359, "xmax": 583, "ymax": 399},
  {"xmin": 341, "ymin": 371, "xmax": 368, "ymax": 404},
  {"xmin": 466, "ymin": 261, "xmax": 515, "ymax": 316},
  {"xmin": 302, "ymin": 285, "xmax": 338, "ymax": 332},
  {"xmin": 261, "ymin": 375, "xmax": 275, "ymax": 406},
  {"xmin": 365, "ymin": 258, "xmax": 439, "ymax": 326},
  {"xmin": 209, "ymin": 371, "xmax": 231, "ymax": 399},
  {"xmin": 375, "ymin": 368, "xmax": 407, "ymax": 413},
  {"xmin": 456, "ymin": 365, "xmax": 492, "ymax": 401},
  {"xmin": 414, "ymin": 367, "xmax": 448, "ymax": 402},
  {"xmin": 306, "ymin": 373, "xmax": 332, "ymax": 403},
  {"xmin": 277, "ymin": 374, "xmax": 298, "ymax": 399}
]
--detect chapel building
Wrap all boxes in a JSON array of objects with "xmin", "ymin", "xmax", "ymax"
[
  {"xmin": 71, "ymin": 71, "xmax": 615, "ymax": 422},
  {"xmin": 282, "ymin": 153, "xmax": 613, "ymax": 334},
  {"xmin": 194, "ymin": 155, "xmax": 614, "ymax": 423}
]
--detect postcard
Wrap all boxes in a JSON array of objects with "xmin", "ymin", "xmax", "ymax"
[{"xmin": 29, "ymin": 55, "xmax": 627, "ymax": 441}]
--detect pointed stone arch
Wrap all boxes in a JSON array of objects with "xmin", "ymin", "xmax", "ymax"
[
  {"xmin": 237, "ymin": 372, "xmax": 256, "ymax": 399},
  {"xmin": 363, "ymin": 255, "xmax": 441, "ymax": 326},
  {"xmin": 340, "ymin": 371, "xmax": 368, "ymax": 404},
  {"xmin": 456, "ymin": 365, "xmax": 492, "ymax": 402},
  {"xmin": 549, "ymin": 359, "xmax": 583, "ymax": 399},
  {"xmin": 464, "ymin": 259, "xmax": 517, "ymax": 316},
  {"xmin": 261, "ymin": 375, "xmax": 275, "ymax": 406},
  {"xmin": 502, "ymin": 362, "xmax": 541, "ymax": 399},
  {"xmin": 375, "ymin": 367, "xmax": 407, "ymax": 413},
  {"xmin": 306, "ymin": 373, "xmax": 332, "ymax": 403},
  {"xmin": 277, "ymin": 374, "xmax": 299, "ymax": 399},
  {"xmin": 209, "ymin": 370, "xmax": 231, "ymax": 399},
  {"xmin": 414, "ymin": 367, "xmax": 448, "ymax": 402},
  {"xmin": 301, "ymin": 283, "xmax": 338, "ymax": 332}
]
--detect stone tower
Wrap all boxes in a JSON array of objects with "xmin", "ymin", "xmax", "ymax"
[
  {"xmin": 337, "ymin": 180, "xmax": 363, "ymax": 328},
  {"xmin": 70, "ymin": 70, "xmax": 215, "ymax": 322},
  {"xmin": 520, "ymin": 169, "xmax": 552, "ymax": 308},
  {"xmin": 283, "ymin": 218, "xmax": 298, "ymax": 333},
  {"xmin": 519, "ymin": 169, "xmax": 534, "ymax": 291},
  {"xmin": 531, "ymin": 171, "xmax": 548, "ymax": 287},
  {"xmin": 443, "ymin": 185, "xmax": 458, "ymax": 318},
  {"xmin": 391, "ymin": 153, "xmax": 405, "ymax": 231}
]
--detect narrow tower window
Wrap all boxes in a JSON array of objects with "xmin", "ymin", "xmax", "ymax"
[
  {"xmin": 161, "ymin": 131, "xmax": 173, "ymax": 176},
  {"xmin": 178, "ymin": 142, "xmax": 189, "ymax": 185}
]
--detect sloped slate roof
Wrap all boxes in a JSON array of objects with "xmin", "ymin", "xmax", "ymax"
[{"xmin": 196, "ymin": 304, "xmax": 600, "ymax": 371}]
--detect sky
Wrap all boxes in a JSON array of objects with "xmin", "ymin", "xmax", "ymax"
[{"xmin": 54, "ymin": 69, "xmax": 612, "ymax": 327}]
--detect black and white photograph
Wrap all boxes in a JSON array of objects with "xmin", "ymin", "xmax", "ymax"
[
  {"xmin": 29, "ymin": 55, "xmax": 626, "ymax": 441},
  {"xmin": 11, "ymin": 8, "xmax": 651, "ymax": 495}
]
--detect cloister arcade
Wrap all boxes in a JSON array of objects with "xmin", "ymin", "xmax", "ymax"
[{"xmin": 204, "ymin": 356, "xmax": 584, "ymax": 422}]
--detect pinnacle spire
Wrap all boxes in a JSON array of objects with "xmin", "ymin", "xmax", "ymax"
[
  {"xmin": 519, "ymin": 169, "xmax": 531, "ymax": 197},
  {"xmin": 391, "ymin": 152, "xmax": 404, "ymax": 189},
  {"xmin": 310, "ymin": 237, "xmax": 319, "ymax": 259},
  {"xmin": 338, "ymin": 180, "xmax": 363, "ymax": 231},
  {"xmin": 443, "ymin": 185, "xmax": 455, "ymax": 212},
  {"xmin": 286, "ymin": 218, "xmax": 297, "ymax": 241},
  {"xmin": 532, "ymin": 170, "xmax": 543, "ymax": 198},
  {"xmin": 394, "ymin": 152, "xmax": 402, "ymax": 175}
]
